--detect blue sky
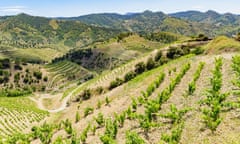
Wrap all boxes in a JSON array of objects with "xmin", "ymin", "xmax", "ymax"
[{"xmin": 0, "ymin": 0, "xmax": 239, "ymax": 17}]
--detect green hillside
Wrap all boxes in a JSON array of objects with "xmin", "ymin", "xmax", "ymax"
[
  {"xmin": 204, "ymin": 36, "xmax": 240, "ymax": 54},
  {"xmin": 1, "ymin": 9, "xmax": 240, "ymax": 144},
  {"xmin": 0, "ymin": 13, "xmax": 121, "ymax": 63}
]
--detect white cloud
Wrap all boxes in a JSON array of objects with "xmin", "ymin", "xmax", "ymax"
[{"xmin": 0, "ymin": 6, "xmax": 33, "ymax": 15}]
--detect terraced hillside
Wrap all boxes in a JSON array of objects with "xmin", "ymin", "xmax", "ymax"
[
  {"xmin": 47, "ymin": 53, "xmax": 240, "ymax": 144},
  {"xmin": 0, "ymin": 97, "xmax": 48, "ymax": 138},
  {"xmin": 4, "ymin": 47, "xmax": 240, "ymax": 144},
  {"xmin": 45, "ymin": 60, "xmax": 95, "ymax": 91}
]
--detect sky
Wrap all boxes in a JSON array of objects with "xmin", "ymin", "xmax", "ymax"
[{"xmin": 0, "ymin": 0, "xmax": 239, "ymax": 17}]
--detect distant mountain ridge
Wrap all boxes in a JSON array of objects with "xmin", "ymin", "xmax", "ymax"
[
  {"xmin": 57, "ymin": 10, "xmax": 240, "ymax": 36},
  {"xmin": 0, "ymin": 13, "xmax": 121, "ymax": 50},
  {"xmin": 170, "ymin": 10, "xmax": 240, "ymax": 26},
  {"xmin": 0, "ymin": 10, "xmax": 239, "ymax": 54}
]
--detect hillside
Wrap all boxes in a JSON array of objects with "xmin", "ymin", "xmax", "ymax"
[
  {"xmin": 60, "ymin": 11, "xmax": 213, "ymax": 36},
  {"xmin": 170, "ymin": 10, "xmax": 240, "ymax": 36},
  {"xmin": 3, "ymin": 43, "xmax": 240, "ymax": 143},
  {"xmin": 1, "ymin": 9, "xmax": 240, "ymax": 144},
  {"xmin": 204, "ymin": 36, "xmax": 240, "ymax": 54},
  {"xmin": 51, "ymin": 34, "xmax": 171, "ymax": 73},
  {"xmin": 0, "ymin": 13, "xmax": 121, "ymax": 63},
  {"xmin": 62, "ymin": 10, "xmax": 240, "ymax": 37}
]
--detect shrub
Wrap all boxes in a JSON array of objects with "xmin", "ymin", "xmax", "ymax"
[
  {"xmin": 167, "ymin": 47, "xmax": 183, "ymax": 59},
  {"xmin": 146, "ymin": 57, "xmax": 155, "ymax": 70},
  {"xmin": 124, "ymin": 71, "xmax": 136, "ymax": 82},
  {"xmin": 33, "ymin": 71, "xmax": 42, "ymax": 80},
  {"xmin": 43, "ymin": 76, "xmax": 48, "ymax": 82},
  {"xmin": 154, "ymin": 50, "xmax": 162, "ymax": 62},
  {"xmin": 96, "ymin": 86, "xmax": 104, "ymax": 94},
  {"xmin": 82, "ymin": 89, "xmax": 91, "ymax": 100},
  {"xmin": 134, "ymin": 62, "xmax": 146, "ymax": 74},
  {"xmin": 109, "ymin": 78, "xmax": 123, "ymax": 90}
]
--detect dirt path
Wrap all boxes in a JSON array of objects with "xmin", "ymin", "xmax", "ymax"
[{"xmin": 29, "ymin": 86, "xmax": 78, "ymax": 113}]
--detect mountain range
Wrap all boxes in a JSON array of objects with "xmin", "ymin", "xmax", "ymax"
[{"xmin": 0, "ymin": 10, "xmax": 239, "ymax": 64}]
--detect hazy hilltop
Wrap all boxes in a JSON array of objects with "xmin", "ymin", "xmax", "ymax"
[{"xmin": 62, "ymin": 10, "xmax": 240, "ymax": 36}]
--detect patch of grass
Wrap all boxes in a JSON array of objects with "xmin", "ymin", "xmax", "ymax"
[{"xmin": 204, "ymin": 36, "xmax": 240, "ymax": 54}]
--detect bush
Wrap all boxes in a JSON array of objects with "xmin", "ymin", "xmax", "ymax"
[
  {"xmin": 167, "ymin": 47, "xmax": 183, "ymax": 59},
  {"xmin": 192, "ymin": 47, "xmax": 204, "ymax": 55},
  {"xmin": 155, "ymin": 50, "xmax": 163, "ymax": 62},
  {"xmin": 134, "ymin": 62, "xmax": 146, "ymax": 74},
  {"xmin": 146, "ymin": 57, "xmax": 155, "ymax": 70},
  {"xmin": 124, "ymin": 71, "xmax": 136, "ymax": 82},
  {"xmin": 33, "ymin": 71, "xmax": 42, "ymax": 80},
  {"xmin": 109, "ymin": 78, "xmax": 123, "ymax": 90},
  {"xmin": 43, "ymin": 76, "xmax": 48, "ymax": 82},
  {"xmin": 82, "ymin": 89, "xmax": 91, "ymax": 100}
]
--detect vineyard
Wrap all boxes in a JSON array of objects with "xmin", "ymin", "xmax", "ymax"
[
  {"xmin": 45, "ymin": 60, "xmax": 94, "ymax": 91},
  {"xmin": 0, "ymin": 97, "xmax": 48, "ymax": 139},
  {"xmin": 3, "ymin": 52, "xmax": 240, "ymax": 144}
]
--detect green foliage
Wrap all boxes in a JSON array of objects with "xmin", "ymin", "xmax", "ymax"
[
  {"xmin": 0, "ymin": 88, "xmax": 32, "ymax": 97},
  {"xmin": 188, "ymin": 62, "xmax": 205, "ymax": 95},
  {"xmin": 114, "ymin": 112, "xmax": 126, "ymax": 127},
  {"xmin": 146, "ymin": 57, "xmax": 155, "ymax": 70},
  {"xmin": 161, "ymin": 122, "xmax": 184, "ymax": 144},
  {"xmin": 100, "ymin": 118, "xmax": 118, "ymax": 143},
  {"xmin": 201, "ymin": 57, "xmax": 227, "ymax": 132},
  {"xmin": 31, "ymin": 123, "xmax": 56, "ymax": 144},
  {"xmin": 95, "ymin": 113, "xmax": 105, "ymax": 127},
  {"xmin": 81, "ymin": 89, "xmax": 92, "ymax": 100},
  {"xmin": 204, "ymin": 36, "xmax": 240, "ymax": 54},
  {"xmin": 134, "ymin": 62, "xmax": 146, "ymax": 74},
  {"xmin": 97, "ymin": 100, "xmax": 102, "ymax": 109},
  {"xmin": 63, "ymin": 119, "xmax": 73, "ymax": 135},
  {"xmin": 125, "ymin": 131, "xmax": 145, "ymax": 144},
  {"xmin": 131, "ymin": 98, "xmax": 138, "ymax": 110},
  {"xmin": 109, "ymin": 78, "xmax": 124, "ymax": 90},
  {"xmin": 100, "ymin": 135, "xmax": 116, "ymax": 144},
  {"xmin": 124, "ymin": 71, "xmax": 136, "ymax": 82},
  {"xmin": 75, "ymin": 111, "xmax": 80, "ymax": 123},
  {"xmin": 144, "ymin": 32, "xmax": 180, "ymax": 43},
  {"xmin": 188, "ymin": 81, "xmax": 196, "ymax": 95},
  {"xmin": 145, "ymin": 100, "xmax": 161, "ymax": 121},
  {"xmin": 160, "ymin": 104, "xmax": 190, "ymax": 124},
  {"xmin": 80, "ymin": 124, "xmax": 90, "ymax": 143},
  {"xmin": 43, "ymin": 76, "xmax": 48, "ymax": 82},
  {"xmin": 155, "ymin": 50, "xmax": 163, "ymax": 62},
  {"xmin": 105, "ymin": 97, "xmax": 110, "ymax": 105},
  {"xmin": 84, "ymin": 107, "xmax": 94, "ymax": 117},
  {"xmin": 167, "ymin": 46, "xmax": 190, "ymax": 59},
  {"xmin": 33, "ymin": 71, "xmax": 42, "ymax": 80},
  {"xmin": 232, "ymin": 55, "xmax": 240, "ymax": 88},
  {"xmin": 6, "ymin": 133, "xmax": 30, "ymax": 144},
  {"xmin": 117, "ymin": 32, "xmax": 133, "ymax": 42}
]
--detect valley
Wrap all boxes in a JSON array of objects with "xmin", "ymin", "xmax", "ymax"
[{"xmin": 0, "ymin": 8, "xmax": 240, "ymax": 144}]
